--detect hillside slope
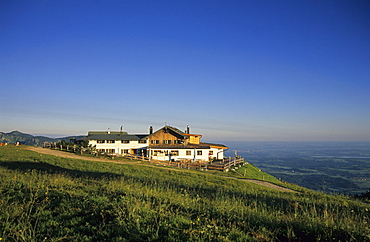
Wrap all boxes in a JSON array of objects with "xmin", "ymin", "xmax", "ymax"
[
  {"xmin": 0, "ymin": 146, "xmax": 369, "ymax": 241},
  {"xmin": 25, "ymin": 146, "xmax": 298, "ymax": 193}
]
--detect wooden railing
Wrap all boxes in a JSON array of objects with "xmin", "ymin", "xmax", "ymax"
[
  {"xmin": 120, "ymin": 154, "xmax": 246, "ymax": 172},
  {"xmin": 207, "ymin": 157, "xmax": 246, "ymax": 171},
  {"xmin": 123, "ymin": 154, "xmax": 151, "ymax": 162}
]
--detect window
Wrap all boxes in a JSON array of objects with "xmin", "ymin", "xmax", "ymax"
[
  {"xmin": 98, "ymin": 148, "xmax": 116, "ymax": 154},
  {"xmin": 186, "ymin": 150, "xmax": 191, "ymax": 156},
  {"xmin": 153, "ymin": 150, "xmax": 162, "ymax": 156},
  {"xmin": 121, "ymin": 140, "xmax": 130, "ymax": 144},
  {"xmin": 197, "ymin": 150, "xmax": 202, "ymax": 156},
  {"xmin": 151, "ymin": 140, "xmax": 159, "ymax": 144},
  {"xmin": 209, "ymin": 151, "xmax": 214, "ymax": 155},
  {"xmin": 107, "ymin": 140, "xmax": 115, "ymax": 144},
  {"xmin": 174, "ymin": 140, "xmax": 183, "ymax": 144},
  {"xmin": 138, "ymin": 140, "xmax": 147, "ymax": 144},
  {"xmin": 170, "ymin": 150, "xmax": 179, "ymax": 156},
  {"xmin": 97, "ymin": 140, "xmax": 105, "ymax": 144},
  {"xmin": 122, "ymin": 149, "xmax": 129, "ymax": 154},
  {"xmin": 164, "ymin": 140, "xmax": 172, "ymax": 144}
]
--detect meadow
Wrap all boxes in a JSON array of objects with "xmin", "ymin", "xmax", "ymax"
[{"xmin": 0, "ymin": 146, "xmax": 369, "ymax": 241}]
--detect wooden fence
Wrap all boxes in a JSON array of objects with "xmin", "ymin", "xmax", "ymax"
[{"xmin": 121, "ymin": 154, "xmax": 245, "ymax": 172}]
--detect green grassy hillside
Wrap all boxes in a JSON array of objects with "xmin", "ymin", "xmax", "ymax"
[{"xmin": 0, "ymin": 146, "xmax": 369, "ymax": 241}]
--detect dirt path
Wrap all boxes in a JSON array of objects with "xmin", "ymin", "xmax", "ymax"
[
  {"xmin": 25, "ymin": 147, "xmax": 298, "ymax": 193},
  {"xmin": 241, "ymin": 179, "xmax": 298, "ymax": 193}
]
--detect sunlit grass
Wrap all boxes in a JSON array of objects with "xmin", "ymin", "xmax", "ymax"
[{"xmin": 0, "ymin": 146, "xmax": 369, "ymax": 241}]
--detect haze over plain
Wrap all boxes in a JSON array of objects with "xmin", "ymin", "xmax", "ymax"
[{"xmin": 1, "ymin": 0, "xmax": 369, "ymax": 141}]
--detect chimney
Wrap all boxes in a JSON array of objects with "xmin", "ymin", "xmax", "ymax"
[
  {"xmin": 149, "ymin": 126, "xmax": 153, "ymax": 135},
  {"xmin": 186, "ymin": 125, "xmax": 190, "ymax": 134},
  {"xmin": 108, "ymin": 128, "xmax": 111, "ymax": 134}
]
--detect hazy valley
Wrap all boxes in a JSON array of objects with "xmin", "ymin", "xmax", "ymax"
[{"xmin": 225, "ymin": 141, "xmax": 370, "ymax": 195}]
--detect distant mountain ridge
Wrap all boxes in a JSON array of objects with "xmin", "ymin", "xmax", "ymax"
[{"xmin": 0, "ymin": 131, "xmax": 84, "ymax": 146}]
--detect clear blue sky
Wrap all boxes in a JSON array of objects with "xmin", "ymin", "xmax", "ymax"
[{"xmin": 1, "ymin": 0, "xmax": 369, "ymax": 141}]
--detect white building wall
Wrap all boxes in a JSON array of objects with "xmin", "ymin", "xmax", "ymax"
[
  {"xmin": 88, "ymin": 140, "xmax": 226, "ymax": 160},
  {"xmin": 88, "ymin": 140, "xmax": 147, "ymax": 155},
  {"xmin": 210, "ymin": 148, "xmax": 225, "ymax": 160},
  {"xmin": 149, "ymin": 148, "xmax": 215, "ymax": 161}
]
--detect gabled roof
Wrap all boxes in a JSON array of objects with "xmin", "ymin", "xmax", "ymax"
[
  {"xmin": 82, "ymin": 131, "xmax": 148, "ymax": 141},
  {"xmin": 148, "ymin": 126, "xmax": 186, "ymax": 139},
  {"xmin": 165, "ymin": 126, "xmax": 184, "ymax": 134},
  {"xmin": 147, "ymin": 125, "xmax": 204, "ymax": 139}
]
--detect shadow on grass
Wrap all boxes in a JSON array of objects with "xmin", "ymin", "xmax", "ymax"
[
  {"xmin": 0, "ymin": 161, "xmax": 298, "ymax": 207},
  {"xmin": 0, "ymin": 161, "xmax": 121, "ymax": 180},
  {"xmin": 1, "ymin": 161, "xmax": 357, "ymax": 241}
]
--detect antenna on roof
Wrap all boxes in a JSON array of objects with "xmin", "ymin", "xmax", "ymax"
[
  {"xmin": 120, "ymin": 125, "xmax": 123, "ymax": 132},
  {"xmin": 164, "ymin": 122, "xmax": 167, "ymax": 127}
]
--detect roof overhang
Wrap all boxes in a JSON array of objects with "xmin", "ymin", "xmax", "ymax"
[{"xmin": 183, "ymin": 133, "xmax": 202, "ymax": 137}]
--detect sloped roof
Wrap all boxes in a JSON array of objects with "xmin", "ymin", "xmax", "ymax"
[
  {"xmin": 148, "ymin": 126, "xmax": 186, "ymax": 139},
  {"xmin": 167, "ymin": 126, "xmax": 185, "ymax": 134},
  {"xmin": 82, "ymin": 131, "xmax": 148, "ymax": 141},
  {"xmin": 200, "ymin": 142, "xmax": 228, "ymax": 149},
  {"xmin": 148, "ymin": 125, "xmax": 203, "ymax": 138}
]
